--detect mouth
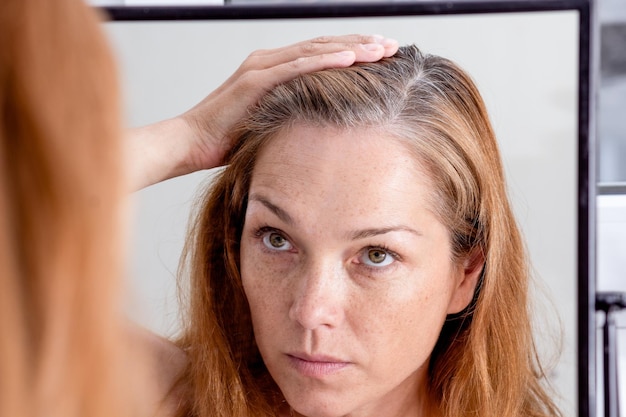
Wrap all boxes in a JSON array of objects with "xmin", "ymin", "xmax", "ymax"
[{"xmin": 286, "ymin": 353, "xmax": 351, "ymax": 378}]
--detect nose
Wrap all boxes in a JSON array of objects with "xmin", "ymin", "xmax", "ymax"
[{"xmin": 288, "ymin": 260, "xmax": 345, "ymax": 330}]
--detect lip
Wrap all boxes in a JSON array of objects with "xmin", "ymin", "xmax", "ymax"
[{"xmin": 286, "ymin": 353, "xmax": 351, "ymax": 378}]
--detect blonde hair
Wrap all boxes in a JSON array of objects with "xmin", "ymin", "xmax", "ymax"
[
  {"xmin": 0, "ymin": 0, "xmax": 130, "ymax": 416},
  {"xmin": 177, "ymin": 45, "xmax": 560, "ymax": 417}
]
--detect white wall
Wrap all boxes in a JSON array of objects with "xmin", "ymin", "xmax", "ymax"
[{"xmin": 105, "ymin": 11, "xmax": 581, "ymax": 416}]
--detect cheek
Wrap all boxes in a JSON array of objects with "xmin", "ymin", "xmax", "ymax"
[
  {"xmin": 240, "ymin": 240, "xmax": 266, "ymax": 309},
  {"xmin": 368, "ymin": 271, "xmax": 455, "ymax": 358},
  {"xmin": 378, "ymin": 290, "xmax": 446, "ymax": 338},
  {"xmin": 240, "ymin": 240, "xmax": 287, "ymax": 328}
]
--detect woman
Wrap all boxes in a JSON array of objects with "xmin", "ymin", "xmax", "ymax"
[
  {"xmin": 0, "ymin": 0, "xmax": 397, "ymax": 415},
  {"xmin": 176, "ymin": 45, "xmax": 562, "ymax": 417}
]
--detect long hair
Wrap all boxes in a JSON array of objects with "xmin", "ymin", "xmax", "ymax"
[
  {"xmin": 177, "ymin": 45, "xmax": 561, "ymax": 417},
  {"xmin": 0, "ymin": 0, "xmax": 130, "ymax": 416}
]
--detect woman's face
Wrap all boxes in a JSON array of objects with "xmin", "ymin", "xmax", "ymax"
[{"xmin": 240, "ymin": 125, "xmax": 480, "ymax": 417}]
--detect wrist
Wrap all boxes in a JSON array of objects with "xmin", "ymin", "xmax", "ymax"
[{"xmin": 126, "ymin": 117, "xmax": 194, "ymax": 190}]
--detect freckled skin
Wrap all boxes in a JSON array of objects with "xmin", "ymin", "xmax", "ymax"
[{"xmin": 240, "ymin": 125, "xmax": 480, "ymax": 417}]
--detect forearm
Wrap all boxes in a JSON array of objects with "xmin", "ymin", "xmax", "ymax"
[{"xmin": 126, "ymin": 117, "xmax": 199, "ymax": 191}]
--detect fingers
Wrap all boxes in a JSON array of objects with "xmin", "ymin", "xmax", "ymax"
[
  {"xmin": 241, "ymin": 34, "xmax": 399, "ymax": 72},
  {"xmin": 221, "ymin": 34, "xmax": 400, "ymax": 118},
  {"xmin": 242, "ymin": 51, "xmax": 359, "ymax": 90},
  {"xmin": 280, "ymin": 34, "xmax": 398, "ymax": 59}
]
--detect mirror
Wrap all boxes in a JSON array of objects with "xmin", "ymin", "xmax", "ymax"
[{"xmin": 104, "ymin": 6, "xmax": 591, "ymax": 416}]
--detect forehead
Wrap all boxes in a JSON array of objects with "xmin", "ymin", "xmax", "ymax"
[{"xmin": 249, "ymin": 125, "xmax": 438, "ymax": 226}]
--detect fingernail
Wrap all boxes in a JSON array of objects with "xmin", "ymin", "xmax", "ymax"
[
  {"xmin": 382, "ymin": 38, "xmax": 398, "ymax": 47},
  {"xmin": 371, "ymin": 34, "xmax": 385, "ymax": 43}
]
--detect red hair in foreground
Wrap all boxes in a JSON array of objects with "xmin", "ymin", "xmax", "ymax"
[{"xmin": 0, "ymin": 1, "xmax": 133, "ymax": 416}]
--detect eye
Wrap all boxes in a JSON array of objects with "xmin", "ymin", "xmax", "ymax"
[
  {"xmin": 360, "ymin": 247, "xmax": 395, "ymax": 267},
  {"xmin": 262, "ymin": 231, "xmax": 293, "ymax": 251}
]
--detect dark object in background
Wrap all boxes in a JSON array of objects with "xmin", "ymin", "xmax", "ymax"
[
  {"xmin": 599, "ymin": 21, "xmax": 626, "ymax": 184},
  {"xmin": 601, "ymin": 23, "xmax": 626, "ymax": 80}
]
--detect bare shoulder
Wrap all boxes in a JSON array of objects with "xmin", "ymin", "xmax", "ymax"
[{"xmin": 126, "ymin": 323, "xmax": 189, "ymax": 417}]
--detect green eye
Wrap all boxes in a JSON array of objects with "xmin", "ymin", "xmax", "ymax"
[
  {"xmin": 262, "ymin": 232, "xmax": 292, "ymax": 251},
  {"xmin": 269, "ymin": 233, "xmax": 286, "ymax": 247},
  {"xmin": 368, "ymin": 249, "xmax": 387, "ymax": 264},
  {"xmin": 360, "ymin": 247, "xmax": 395, "ymax": 268}
]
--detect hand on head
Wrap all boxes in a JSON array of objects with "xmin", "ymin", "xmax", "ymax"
[
  {"xmin": 128, "ymin": 35, "xmax": 398, "ymax": 190},
  {"xmin": 182, "ymin": 34, "xmax": 399, "ymax": 172}
]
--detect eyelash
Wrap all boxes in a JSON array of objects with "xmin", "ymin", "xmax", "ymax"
[{"xmin": 254, "ymin": 226, "xmax": 278, "ymax": 236}]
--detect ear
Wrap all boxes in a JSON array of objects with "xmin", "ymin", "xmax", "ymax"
[{"xmin": 446, "ymin": 248, "xmax": 485, "ymax": 315}]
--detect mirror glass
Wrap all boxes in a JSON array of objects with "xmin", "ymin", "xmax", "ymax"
[{"xmin": 104, "ymin": 11, "xmax": 580, "ymax": 416}]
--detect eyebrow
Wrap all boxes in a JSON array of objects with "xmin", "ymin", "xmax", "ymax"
[
  {"xmin": 348, "ymin": 226, "xmax": 423, "ymax": 241},
  {"xmin": 249, "ymin": 193, "xmax": 423, "ymax": 240},
  {"xmin": 248, "ymin": 194, "xmax": 295, "ymax": 226}
]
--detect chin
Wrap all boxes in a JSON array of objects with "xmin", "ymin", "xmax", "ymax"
[
  {"xmin": 283, "ymin": 388, "xmax": 354, "ymax": 417},
  {"xmin": 290, "ymin": 404, "xmax": 343, "ymax": 417}
]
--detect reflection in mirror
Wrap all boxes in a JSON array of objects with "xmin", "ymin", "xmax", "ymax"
[{"xmin": 105, "ymin": 11, "xmax": 581, "ymax": 417}]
